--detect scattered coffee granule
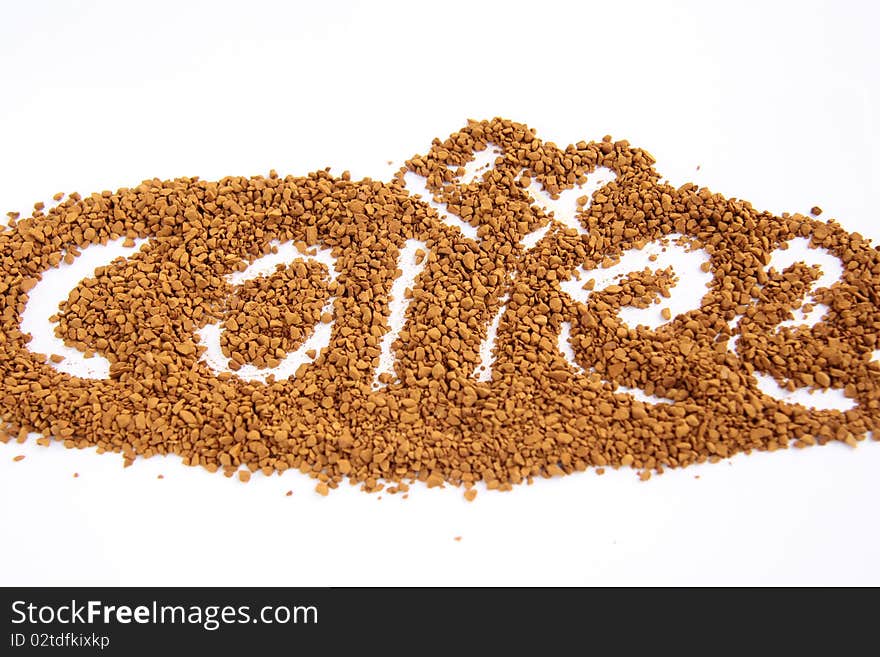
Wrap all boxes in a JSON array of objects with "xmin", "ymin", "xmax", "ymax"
[
  {"xmin": 0, "ymin": 117, "xmax": 878, "ymax": 496},
  {"xmin": 464, "ymin": 488, "xmax": 477, "ymax": 502},
  {"xmin": 285, "ymin": 490, "xmax": 293, "ymax": 496},
  {"xmin": 73, "ymin": 472, "xmax": 79, "ymax": 478},
  {"xmin": 811, "ymin": 206, "xmax": 823, "ymax": 216},
  {"xmin": 454, "ymin": 536, "xmax": 462, "ymax": 542},
  {"xmin": 238, "ymin": 470, "xmax": 251, "ymax": 483},
  {"xmin": 12, "ymin": 455, "xmax": 25, "ymax": 462},
  {"xmin": 157, "ymin": 474, "xmax": 164, "ymax": 479},
  {"xmin": 220, "ymin": 260, "xmax": 331, "ymax": 370}
]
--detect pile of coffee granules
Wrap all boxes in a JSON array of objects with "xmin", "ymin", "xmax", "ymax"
[{"xmin": 1, "ymin": 117, "xmax": 878, "ymax": 495}]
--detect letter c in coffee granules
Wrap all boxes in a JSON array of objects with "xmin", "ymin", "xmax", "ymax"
[{"xmin": 1, "ymin": 118, "xmax": 878, "ymax": 496}]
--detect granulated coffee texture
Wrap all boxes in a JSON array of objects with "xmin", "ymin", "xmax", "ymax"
[{"xmin": 1, "ymin": 118, "xmax": 878, "ymax": 494}]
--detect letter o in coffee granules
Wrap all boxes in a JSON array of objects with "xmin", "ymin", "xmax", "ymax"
[{"xmin": 1, "ymin": 118, "xmax": 878, "ymax": 496}]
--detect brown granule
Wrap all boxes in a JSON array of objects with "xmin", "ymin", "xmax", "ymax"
[
  {"xmin": 0, "ymin": 118, "xmax": 878, "ymax": 495},
  {"xmin": 12, "ymin": 455, "xmax": 25, "ymax": 462},
  {"xmin": 811, "ymin": 206, "xmax": 823, "ymax": 216},
  {"xmin": 220, "ymin": 260, "xmax": 331, "ymax": 370},
  {"xmin": 464, "ymin": 488, "xmax": 477, "ymax": 502}
]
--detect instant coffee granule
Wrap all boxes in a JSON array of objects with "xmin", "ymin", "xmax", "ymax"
[{"xmin": 1, "ymin": 118, "xmax": 879, "ymax": 495}]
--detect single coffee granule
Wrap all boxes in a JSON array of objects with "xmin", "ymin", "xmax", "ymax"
[
  {"xmin": 12, "ymin": 455, "xmax": 25, "ymax": 462},
  {"xmin": 1, "ymin": 118, "xmax": 878, "ymax": 495}
]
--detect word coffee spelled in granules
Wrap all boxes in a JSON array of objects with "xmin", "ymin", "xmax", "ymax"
[{"xmin": 1, "ymin": 118, "xmax": 879, "ymax": 496}]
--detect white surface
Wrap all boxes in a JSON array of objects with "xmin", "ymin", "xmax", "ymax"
[
  {"xmin": 373, "ymin": 238, "xmax": 427, "ymax": 387},
  {"xmin": 1, "ymin": 0, "xmax": 878, "ymax": 586},
  {"xmin": 20, "ymin": 237, "xmax": 147, "ymax": 379},
  {"xmin": 197, "ymin": 241, "xmax": 338, "ymax": 384},
  {"xmin": 748, "ymin": 238, "xmax": 854, "ymax": 411},
  {"xmin": 559, "ymin": 234, "xmax": 713, "ymax": 331},
  {"xmin": 523, "ymin": 166, "xmax": 618, "ymax": 238}
]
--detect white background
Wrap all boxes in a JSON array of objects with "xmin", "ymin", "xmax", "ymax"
[{"xmin": 1, "ymin": 0, "xmax": 878, "ymax": 586}]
